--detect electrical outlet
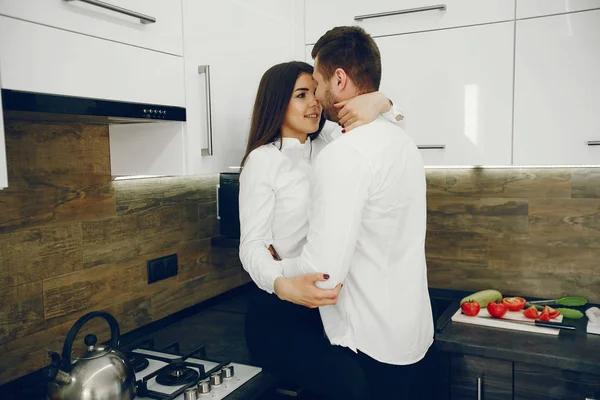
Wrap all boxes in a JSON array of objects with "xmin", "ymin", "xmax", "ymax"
[{"xmin": 147, "ymin": 254, "xmax": 178, "ymax": 284}]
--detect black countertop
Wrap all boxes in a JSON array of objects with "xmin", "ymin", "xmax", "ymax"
[{"xmin": 434, "ymin": 299, "xmax": 600, "ymax": 375}]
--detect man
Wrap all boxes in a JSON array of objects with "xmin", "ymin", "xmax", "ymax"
[{"xmin": 280, "ymin": 26, "xmax": 434, "ymax": 399}]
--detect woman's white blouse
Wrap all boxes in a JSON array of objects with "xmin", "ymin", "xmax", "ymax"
[
  {"xmin": 239, "ymin": 108, "xmax": 401, "ymax": 293},
  {"xmin": 238, "ymin": 132, "xmax": 328, "ymax": 293}
]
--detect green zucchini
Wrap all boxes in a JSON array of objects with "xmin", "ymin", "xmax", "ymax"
[{"xmin": 460, "ymin": 289, "xmax": 503, "ymax": 307}]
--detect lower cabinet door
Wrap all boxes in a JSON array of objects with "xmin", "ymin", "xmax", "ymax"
[
  {"xmin": 514, "ymin": 363, "xmax": 600, "ymax": 400},
  {"xmin": 450, "ymin": 354, "xmax": 513, "ymax": 400}
]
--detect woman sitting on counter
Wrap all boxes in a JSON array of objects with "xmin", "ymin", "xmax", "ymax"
[{"xmin": 238, "ymin": 60, "xmax": 403, "ymax": 400}]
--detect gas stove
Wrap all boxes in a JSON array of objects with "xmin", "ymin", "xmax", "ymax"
[{"xmin": 126, "ymin": 340, "xmax": 261, "ymax": 400}]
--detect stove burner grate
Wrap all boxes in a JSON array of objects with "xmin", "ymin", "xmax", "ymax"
[
  {"xmin": 127, "ymin": 352, "xmax": 150, "ymax": 373},
  {"xmin": 155, "ymin": 360, "xmax": 200, "ymax": 386}
]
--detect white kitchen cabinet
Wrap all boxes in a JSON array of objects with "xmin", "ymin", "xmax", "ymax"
[
  {"xmin": 305, "ymin": 0, "xmax": 515, "ymax": 45},
  {"xmin": 0, "ymin": 0, "xmax": 183, "ymax": 55},
  {"xmin": 516, "ymin": 0, "xmax": 600, "ymax": 19},
  {"xmin": 181, "ymin": 0, "xmax": 305, "ymax": 175},
  {"xmin": 0, "ymin": 16, "xmax": 185, "ymax": 107},
  {"xmin": 0, "ymin": 66, "xmax": 7, "ymax": 189},
  {"xmin": 513, "ymin": 9, "xmax": 600, "ymax": 165},
  {"xmin": 371, "ymin": 22, "xmax": 514, "ymax": 166}
]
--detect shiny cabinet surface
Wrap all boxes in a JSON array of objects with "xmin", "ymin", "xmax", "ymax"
[
  {"xmin": 181, "ymin": 0, "xmax": 304, "ymax": 175},
  {"xmin": 0, "ymin": 0, "xmax": 183, "ymax": 55},
  {"xmin": 305, "ymin": 0, "xmax": 515, "ymax": 44},
  {"xmin": 374, "ymin": 22, "xmax": 514, "ymax": 166},
  {"xmin": 513, "ymin": 9, "xmax": 600, "ymax": 165},
  {"xmin": 516, "ymin": 0, "xmax": 600, "ymax": 19}
]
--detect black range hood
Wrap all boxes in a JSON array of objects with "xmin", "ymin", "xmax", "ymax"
[{"xmin": 1, "ymin": 89, "xmax": 186, "ymax": 122}]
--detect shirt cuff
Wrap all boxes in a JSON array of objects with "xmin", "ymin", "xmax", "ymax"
[
  {"xmin": 261, "ymin": 267, "xmax": 284, "ymax": 294},
  {"xmin": 280, "ymin": 257, "xmax": 303, "ymax": 279}
]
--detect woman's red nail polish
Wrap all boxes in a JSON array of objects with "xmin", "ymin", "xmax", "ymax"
[
  {"xmin": 341, "ymin": 129, "xmax": 346, "ymax": 133},
  {"xmin": 324, "ymin": 274, "xmax": 330, "ymax": 279}
]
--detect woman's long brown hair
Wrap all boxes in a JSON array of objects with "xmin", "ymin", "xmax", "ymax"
[{"xmin": 241, "ymin": 61, "xmax": 325, "ymax": 167}]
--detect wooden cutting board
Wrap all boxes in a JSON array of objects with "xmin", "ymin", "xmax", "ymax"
[{"xmin": 452, "ymin": 308, "xmax": 563, "ymax": 336}]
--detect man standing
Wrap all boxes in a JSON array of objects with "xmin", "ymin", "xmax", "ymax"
[{"xmin": 281, "ymin": 26, "xmax": 434, "ymax": 399}]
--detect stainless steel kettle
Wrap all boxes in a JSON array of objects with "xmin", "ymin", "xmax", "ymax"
[{"xmin": 46, "ymin": 311, "xmax": 136, "ymax": 400}]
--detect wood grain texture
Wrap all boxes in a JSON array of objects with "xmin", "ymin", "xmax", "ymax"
[
  {"xmin": 42, "ymin": 260, "xmax": 147, "ymax": 328},
  {"xmin": 81, "ymin": 204, "xmax": 201, "ymax": 269},
  {"xmin": 489, "ymin": 236, "xmax": 600, "ymax": 275},
  {"xmin": 115, "ymin": 174, "xmax": 218, "ymax": 215},
  {"xmin": 0, "ymin": 223, "xmax": 82, "ymax": 287},
  {"xmin": 449, "ymin": 353, "xmax": 513, "ymax": 400},
  {"xmin": 0, "ymin": 120, "xmax": 115, "ymax": 233},
  {"xmin": 426, "ymin": 232, "xmax": 488, "ymax": 268},
  {"xmin": 449, "ymin": 267, "xmax": 600, "ymax": 300},
  {"xmin": 0, "ymin": 119, "xmax": 245, "ymax": 385},
  {"xmin": 427, "ymin": 198, "xmax": 529, "ymax": 237},
  {"xmin": 572, "ymin": 168, "xmax": 600, "ymax": 198},
  {"xmin": 427, "ymin": 168, "xmax": 571, "ymax": 199},
  {"xmin": 0, "ymin": 281, "xmax": 45, "ymax": 345},
  {"xmin": 514, "ymin": 363, "xmax": 600, "ymax": 400},
  {"xmin": 529, "ymin": 199, "xmax": 600, "ymax": 237},
  {"xmin": 0, "ymin": 295, "xmax": 152, "ymax": 385}
]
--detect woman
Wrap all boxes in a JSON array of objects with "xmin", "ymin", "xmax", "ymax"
[{"xmin": 239, "ymin": 61, "xmax": 402, "ymax": 400}]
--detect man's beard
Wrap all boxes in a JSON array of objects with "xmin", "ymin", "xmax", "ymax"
[{"xmin": 321, "ymin": 88, "xmax": 339, "ymax": 123}]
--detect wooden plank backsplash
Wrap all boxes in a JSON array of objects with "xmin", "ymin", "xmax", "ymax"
[
  {"xmin": 0, "ymin": 118, "xmax": 249, "ymax": 385},
  {"xmin": 0, "ymin": 118, "xmax": 599, "ymax": 385},
  {"xmin": 425, "ymin": 168, "xmax": 600, "ymax": 302}
]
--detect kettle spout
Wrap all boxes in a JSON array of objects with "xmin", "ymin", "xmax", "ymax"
[{"xmin": 46, "ymin": 352, "xmax": 72, "ymax": 385}]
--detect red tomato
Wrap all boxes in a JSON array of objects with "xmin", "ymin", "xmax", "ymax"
[
  {"xmin": 548, "ymin": 307, "xmax": 561, "ymax": 320},
  {"xmin": 539, "ymin": 306, "xmax": 552, "ymax": 322},
  {"xmin": 461, "ymin": 301, "xmax": 481, "ymax": 317},
  {"xmin": 523, "ymin": 306, "xmax": 540, "ymax": 319},
  {"xmin": 487, "ymin": 301, "xmax": 508, "ymax": 318},
  {"xmin": 502, "ymin": 297, "xmax": 527, "ymax": 312}
]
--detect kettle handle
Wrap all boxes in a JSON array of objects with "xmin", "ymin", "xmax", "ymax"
[{"xmin": 61, "ymin": 311, "xmax": 120, "ymax": 372}]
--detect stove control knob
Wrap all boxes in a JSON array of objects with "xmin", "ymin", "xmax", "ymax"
[
  {"xmin": 221, "ymin": 365, "xmax": 235, "ymax": 379},
  {"xmin": 184, "ymin": 387, "xmax": 198, "ymax": 400},
  {"xmin": 210, "ymin": 372, "xmax": 223, "ymax": 386},
  {"xmin": 197, "ymin": 379, "xmax": 211, "ymax": 394}
]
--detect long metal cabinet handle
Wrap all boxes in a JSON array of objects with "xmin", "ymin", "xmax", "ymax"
[
  {"xmin": 216, "ymin": 184, "xmax": 221, "ymax": 220},
  {"xmin": 355, "ymin": 4, "xmax": 447, "ymax": 21},
  {"xmin": 198, "ymin": 65, "xmax": 214, "ymax": 157},
  {"xmin": 417, "ymin": 145, "xmax": 446, "ymax": 150},
  {"xmin": 588, "ymin": 141, "xmax": 600, "ymax": 146},
  {"xmin": 63, "ymin": 0, "xmax": 156, "ymax": 24},
  {"xmin": 477, "ymin": 375, "xmax": 483, "ymax": 400}
]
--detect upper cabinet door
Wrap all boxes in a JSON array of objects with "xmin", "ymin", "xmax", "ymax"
[
  {"xmin": 0, "ymin": 16, "xmax": 185, "ymax": 106},
  {"xmin": 374, "ymin": 22, "xmax": 514, "ymax": 166},
  {"xmin": 513, "ymin": 9, "xmax": 600, "ymax": 165},
  {"xmin": 0, "ymin": 0, "xmax": 183, "ymax": 55},
  {"xmin": 305, "ymin": 0, "xmax": 515, "ymax": 44},
  {"xmin": 516, "ymin": 0, "xmax": 600, "ymax": 19},
  {"xmin": 181, "ymin": 0, "xmax": 305, "ymax": 175}
]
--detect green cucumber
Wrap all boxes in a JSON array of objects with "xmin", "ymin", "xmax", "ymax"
[
  {"xmin": 460, "ymin": 289, "xmax": 503, "ymax": 307},
  {"xmin": 555, "ymin": 308, "xmax": 584, "ymax": 320}
]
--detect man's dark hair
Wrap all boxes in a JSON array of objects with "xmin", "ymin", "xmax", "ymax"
[{"xmin": 311, "ymin": 26, "xmax": 381, "ymax": 93}]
